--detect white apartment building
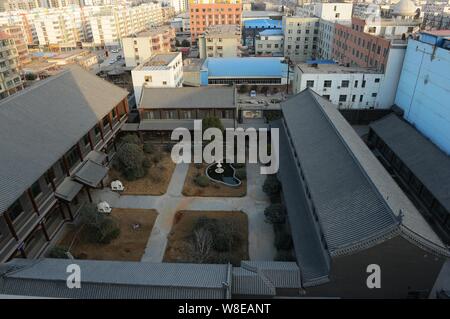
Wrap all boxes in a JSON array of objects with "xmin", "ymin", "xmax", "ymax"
[
  {"xmin": 283, "ymin": 16, "xmax": 319, "ymax": 62},
  {"xmin": 122, "ymin": 25, "xmax": 175, "ymax": 67},
  {"xmin": 198, "ymin": 24, "xmax": 241, "ymax": 58},
  {"xmin": 30, "ymin": 7, "xmax": 92, "ymax": 48},
  {"xmin": 89, "ymin": 3, "xmax": 164, "ymax": 47},
  {"xmin": 296, "ymin": 2, "xmax": 353, "ymax": 21},
  {"xmin": 293, "ymin": 63, "xmax": 386, "ymax": 109},
  {"xmin": 255, "ymin": 28, "xmax": 283, "ymax": 56},
  {"xmin": 131, "ymin": 52, "xmax": 183, "ymax": 105}
]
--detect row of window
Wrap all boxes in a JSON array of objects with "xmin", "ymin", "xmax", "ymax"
[
  {"xmin": 142, "ymin": 108, "xmax": 234, "ymax": 120},
  {"xmin": 306, "ymin": 78, "xmax": 379, "ymax": 89}
]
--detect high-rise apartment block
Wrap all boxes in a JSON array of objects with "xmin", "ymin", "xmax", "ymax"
[
  {"xmin": 189, "ymin": 0, "xmax": 242, "ymax": 43},
  {"xmin": 0, "ymin": 31, "xmax": 23, "ymax": 99}
]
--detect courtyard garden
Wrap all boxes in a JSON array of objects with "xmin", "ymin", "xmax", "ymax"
[
  {"xmin": 108, "ymin": 134, "xmax": 176, "ymax": 195},
  {"xmin": 182, "ymin": 162, "xmax": 247, "ymax": 197},
  {"xmin": 51, "ymin": 205, "xmax": 158, "ymax": 261},
  {"xmin": 163, "ymin": 210, "xmax": 249, "ymax": 266}
]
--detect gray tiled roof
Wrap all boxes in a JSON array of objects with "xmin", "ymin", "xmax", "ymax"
[
  {"xmin": 279, "ymin": 89, "xmax": 446, "ymax": 257},
  {"xmin": 276, "ymin": 120, "xmax": 330, "ymax": 284},
  {"xmin": 138, "ymin": 119, "xmax": 236, "ymax": 131},
  {"xmin": 232, "ymin": 267, "xmax": 276, "ymax": 296},
  {"xmin": 139, "ymin": 87, "xmax": 236, "ymax": 109},
  {"xmin": 0, "ymin": 65, "xmax": 128, "ymax": 214},
  {"xmin": 369, "ymin": 114, "xmax": 450, "ymax": 214},
  {"xmin": 240, "ymin": 261, "xmax": 302, "ymax": 289},
  {"xmin": 0, "ymin": 259, "xmax": 230, "ymax": 299}
]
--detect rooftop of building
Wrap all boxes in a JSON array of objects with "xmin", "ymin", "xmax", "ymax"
[
  {"xmin": 421, "ymin": 29, "xmax": 450, "ymax": 37},
  {"xmin": 0, "ymin": 259, "xmax": 231, "ymax": 299},
  {"xmin": 203, "ymin": 57, "xmax": 287, "ymax": 78},
  {"xmin": 125, "ymin": 25, "xmax": 174, "ymax": 38},
  {"xmin": 202, "ymin": 24, "xmax": 241, "ymax": 37},
  {"xmin": 0, "ymin": 65, "xmax": 128, "ymax": 214},
  {"xmin": 139, "ymin": 86, "xmax": 235, "ymax": 109},
  {"xmin": 258, "ymin": 28, "xmax": 283, "ymax": 36},
  {"xmin": 133, "ymin": 52, "xmax": 180, "ymax": 71},
  {"xmin": 183, "ymin": 58, "xmax": 205, "ymax": 72},
  {"xmin": 243, "ymin": 18, "xmax": 282, "ymax": 29},
  {"xmin": 369, "ymin": 114, "xmax": 450, "ymax": 215},
  {"xmin": 242, "ymin": 10, "xmax": 283, "ymax": 19},
  {"xmin": 276, "ymin": 89, "xmax": 448, "ymax": 281},
  {"xmin": 296, "ymin": 62, "xmax": 382, "ymax": 74}
]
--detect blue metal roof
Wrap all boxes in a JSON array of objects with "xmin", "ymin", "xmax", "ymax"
[
  {"xmin": 243, "ymin": 19, "xmax": 282, "ymax": 29},
  {"xmin": 305, "ymin": 59, "xmax": 336, "ymax": 65},
  {"xmin": 205, "ymin": 57, "xmax": 287, "ymax": 78},
  {"xmin": 259, "ymin": 29, "xmax": 283, "ymax": 36}
]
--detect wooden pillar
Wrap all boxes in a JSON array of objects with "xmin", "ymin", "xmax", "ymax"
[
  {"xmin": 99, "ymin": 123, "xmax": 105, "ymax": 140},
  {"xmin": 41, "ymin": 222, "xmax": 50, "ymax": 241},
  {"xmin": 27, "ymin": 189, "xmax": 40, "ymax": 216},
  {"xmin": 62, "ymin": 156, "xmax": 70, "ymax": 176},
  {"xmin": 4, "ymin": 213, "xmax": 18, "ymax": 240},
  {"xmin": 88, "ymin": 132, "xmax": 94, "ymax": 150},
  {"xmin": 85, "ymin": 187, "xmax": 93, "ymax": 203},
  {"xmin": 76, "ymin": 142, "xmax": 84, "ymax": 161},
  {"xmin": 65, "ymin": 201, "xmax": 74, "ymax": 221},
  {"xmin": 108, "ymin": 112, "xmax": 114, "ymax": 130}
]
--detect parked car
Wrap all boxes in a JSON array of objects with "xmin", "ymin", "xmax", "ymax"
[
  {"xmin": 250, "ymin": 90, "xmax": 257, "ymax": 97},
  {"xmin": 108, "ymin": 59, "xmax": 116, "ymax": 65},
  {"xmin": 111, "ymin": 49, "xmax": 119, "ymax": 53}
]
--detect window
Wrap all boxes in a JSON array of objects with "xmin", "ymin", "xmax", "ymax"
[
  {"xmin": 323, "ymin": 80, "xmax": 332, "ymax": 88},
  {"xmin": 362, "ymin": 80, "xmax": 366, "ymax": 88},
  {"xmin": 66, "ymin": 146, "xmax": 80, "ymax": 169},
  {"xmin": 352, "ymin": 95, "xmax": 356, "ymax": 102},
  {"xmin": 306, "ymin": 80, "xmax": 314, "ymax": 88},
  {"xmin": 374, "ymin": 78, "xmax": 380, "ymax": 83},
  {"xmin": 354, "ymin": 80, "xmax": 358, "ymax": 88},
  {"xmin": 359, "ymin": 95, "xmax": 363, "ymax": 102},
  {"xmin": 341, "ymin": 80, "xmax": 349, "ymax": 88},
  {"xmin": 9, "ymin": 200, "xmax": 23, "ymax": 221},
  {"xmin": 145, "ymin": 76, "xmax": 152, "ymax": 82},
  {"xmin": 371, "ymin": 93, "xmax": 377, "ymax": 97},
  {"xmin": 323, "ymin": 95, "xmax": 330, "ymax": 100},
  {"xmin": 162, "ymin": 81, "xmax": 167, "ymax": 85},
  {"xmin": 30, "ymin": 181, "xmax": 42, "ymax": 199},
  {"xmin": 339, "ymin": 95, "xmax": 347, "ymax": 102}
]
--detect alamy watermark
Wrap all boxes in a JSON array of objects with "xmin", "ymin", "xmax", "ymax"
[{"xmin": 170, "ymin": 120, "xmax": 279, "ymax": 175}]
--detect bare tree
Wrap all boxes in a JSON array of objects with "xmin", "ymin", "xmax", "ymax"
[{"xmin": 192, "ymin": 228, "xmax": 213, "ymax": 263}]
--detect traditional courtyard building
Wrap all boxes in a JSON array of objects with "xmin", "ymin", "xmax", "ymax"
[
  {"xmin": 275, "ymin": 89, "xmax": 449, "ymax": 298},
  {"xmin": 0, "ymin": 65, "xmax": 129, "ymax": 262},
  {"xmin": 134, "ymin": 86, "xmax": 236, "ymax": 140}
]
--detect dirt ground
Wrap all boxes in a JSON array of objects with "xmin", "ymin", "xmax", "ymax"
[
  {"xmin": 182, "ymin": 163, "xmax": 247, "ymax": 197},
  {"xmin": 58, "ymin": 208, "xmax": 158, "ymax": 261},
  {"xmin": 163, "ymin": 210, "xmax": 249, "ymax": 265},
  {"xmin": 108, "ymin": 149, "xmax": 175, "ymax": 195}
]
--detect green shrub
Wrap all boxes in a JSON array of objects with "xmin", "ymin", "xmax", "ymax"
[
  {"xmin": 121, "ymin": 134, "xmax": 141, "ymax": 145},
  {"xmin": 48, "ymin": 246, "xmax": 68, "ymax": 259},
  {"xmin": 80, "ymin": 204, "xmax": 120, "ymax": 244},
  {"xmin": 262, "ymin": 174, "xmax": 281, "ymax": 196},
  {"xmin": 202, "ymin": 116, "xmax": 224, "ymax": 133},
  {"xmin": 143, "ymin": 142, "xmax": 155, "ymax": 154},
  {"xmin": 194, "ymin": 175, "xmax": 210, "ymax": 187},
  {"xmin": 113, "ymin": 143, "xmax": 147, "ymax": 180},
  {"xmin": 235, "ymin": 168, "xmax": 246, "ymax": 181},
  {"xmin": 273, "ymin": 223, "xmax": 293, "ymax": 251},
  {"xmin": 25, "ymin": 73, "xmax": 37, "ymax": 81},
  {"xmin": 264, "ymin": 203, "xmax": 286, "ymax": 224}
]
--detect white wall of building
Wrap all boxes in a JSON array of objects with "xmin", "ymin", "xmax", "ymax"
[
  {"xmin": 294, "ymin": 65, "xmax": 385, "ymax": 109},
  {"xmin": 132, "ymin": 52, "xmax": 183, "ymax": 105},
  {"xmin": 283, "ymin": 16, "xmax": 319, "ymax": 62}
]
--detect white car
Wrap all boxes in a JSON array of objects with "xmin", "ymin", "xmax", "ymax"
[
  {"xmin": 111, "ymin": 49, "xmax": 119, "ymax": 53},
  {"xmin": 108, "ymin": 59, "xmax": 116, "ymax": 65},
  {"xmin": 250, "ymin": 90, "xmax": 257, "ymax": 97}
]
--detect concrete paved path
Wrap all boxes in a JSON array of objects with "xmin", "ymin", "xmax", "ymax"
[{"xmin": 93, "ymin": 162, "xmax": 275, "ymax": 262}]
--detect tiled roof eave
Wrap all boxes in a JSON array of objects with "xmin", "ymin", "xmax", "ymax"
[
  {"xmin": 400, "ymin": 225, "xmax": 450, "ymax": 258},
  {"xmin": 329, "ymin": 224, "xmax": 401, "ymax": 257}
]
